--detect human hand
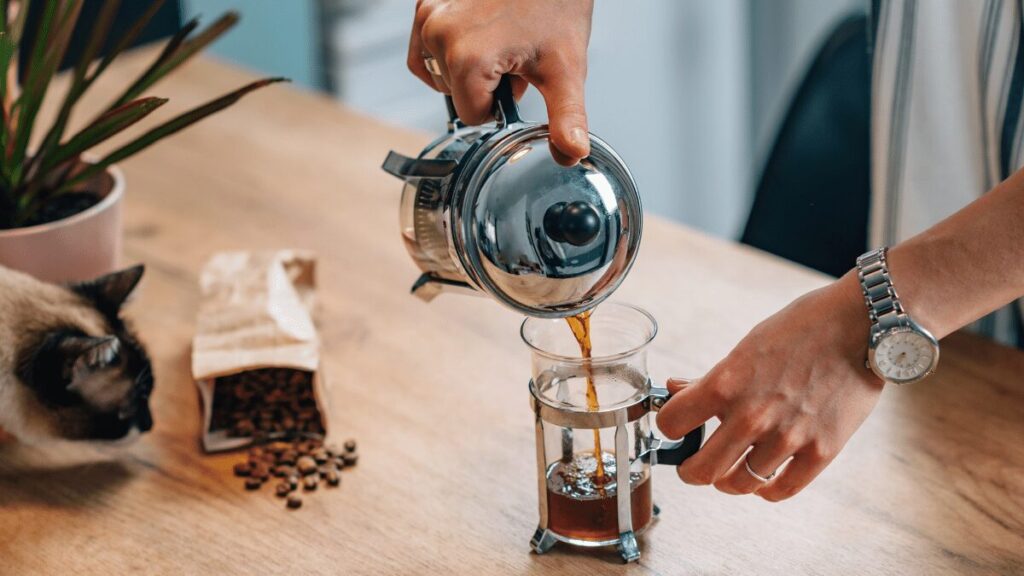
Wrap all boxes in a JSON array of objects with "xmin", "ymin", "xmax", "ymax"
[
  {"xmin": 656, "ymin": 272, "xmax": 885, "ymax": 501},
  {"xmin": 408, "ymin": 0, "xmax": 594, "ymax": 165}
]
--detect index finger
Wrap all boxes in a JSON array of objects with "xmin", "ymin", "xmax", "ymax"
[
  {"xmin": 407, "ymin": 7, "xmax": 439, "ymax": 90},
  {"xmin": 655, "ymin": 377, "xmax": 722, "ymax": 440}
]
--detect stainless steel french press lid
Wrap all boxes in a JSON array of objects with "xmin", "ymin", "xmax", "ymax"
[{"xmin": 382, "ymin": 77, "xmax": 642, "ymax": 318}]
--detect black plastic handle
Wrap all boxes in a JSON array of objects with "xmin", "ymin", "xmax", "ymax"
[
  {"xmin": 441, "ymin": 74, "xmax": 522, "ymax": 127},
  {"xmin": 653, "ymin": 424, "xmax": 705, "ymax": 466},
  {"xmin": 493, "ymin": 74, "xmax": 522, "ymax": 126}
]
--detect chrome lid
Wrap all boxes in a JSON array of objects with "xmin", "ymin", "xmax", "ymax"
[{"xmin": 457, "ymin": 124, "xmax": 642, "ymax": 318}]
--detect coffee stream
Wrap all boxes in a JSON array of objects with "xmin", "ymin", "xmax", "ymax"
[{"xmin": 565, "ymin": 310, "xmax": 608, "ymax": 484}]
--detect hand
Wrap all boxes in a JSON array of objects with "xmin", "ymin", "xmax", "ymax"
[
  {"xmin": 656, "ymin": 272, "xmax": 885, "ymax": 501},
  {"xmin": 408, "ymin": 0, "xmax": 594, "ymax": 165}
]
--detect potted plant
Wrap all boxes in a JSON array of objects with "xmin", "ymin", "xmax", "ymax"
[{"xmin": 0, "ymin": 0, "xmax": 285, "ymax": 282}]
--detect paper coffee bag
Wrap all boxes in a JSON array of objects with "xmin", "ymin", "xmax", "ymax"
[{"xmin": 191, "ymin": 250, "xmax": 328, "ymax": 452}]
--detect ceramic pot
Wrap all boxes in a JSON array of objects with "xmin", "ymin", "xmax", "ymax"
[{"xmin": 0, "ymin": 164, "xmax": 125, "ymax": 283}]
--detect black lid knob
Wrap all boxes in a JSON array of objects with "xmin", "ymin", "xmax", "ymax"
[{"xmin": 543, "ymin": 201, "xmax": 601, "ymax": 246}]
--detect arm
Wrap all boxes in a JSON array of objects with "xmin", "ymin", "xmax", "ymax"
[
  {"xmin": 656, "ymin": 168, "xmax": 1024, "ymax": 501},
  {"xmin": 407, "ymin": 0, "xmax": 594, "ymax": 165}
]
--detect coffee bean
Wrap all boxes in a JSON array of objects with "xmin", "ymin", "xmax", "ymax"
[
  {"xmin": 342, "ymin": 452, "xmax": 358, "ymax": 466},
  {"xmin": 249, "ymin": 447, "xmax": 265, "ymax": 459},
  {"xmin": 233, "ymin": 419, "xmax": 256, "ymax": 436},
  {"xmin": 303, "ymin": 476, "xmax": 318, "ymax": 491},
  {"xmin": 287, "ymin": 495, "xmax": 302, "ymax": 509},
  {"xmin": 326, "ymin": 471, "xmax": 340, "ymax": 486},
  {"xmin": 233, "ymin": 463, "xmax": 251, "ymax": 477},
  {"xmin": 287, "ymin": 475, "xmax": 300, "ymax": 490},
  {"xmin": 268, "ymin": 441, "xmax": 290, "ymax": 455},
  {"xmin": 312, "ymin": 449, "xmax": 329, "ymax": 464},
  {"xmin": 296, "ymin": 456, "xmax": 317, "ymax": 476},
  {"xmin": 210, "ymin": 369, "xmax": 322, "ymax": 439},
  {"xmin": 275, "ymin": 482, "xmax": 292, "ymax": 497},
  {"xmin": 334, "ymin": 457, "xmax": 346, "ymax": 470},
  {"xmin": 244, "ymin": 477, "xmax": 263, "ymax": 490},
  {"xmin": 343, "ymin": 439, "xmax": 357, "ymax": 453},
  {"xmin": 279, "ymin": 450, "xmax": 298, "ymax": 466}
]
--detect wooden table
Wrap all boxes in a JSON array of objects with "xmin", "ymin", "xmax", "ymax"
[{"xmin": 1, "ymin": 49, "xmax": 1022, "ymax": 576}]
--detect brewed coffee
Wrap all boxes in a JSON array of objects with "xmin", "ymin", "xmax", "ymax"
[{"xmin": 546, "ymin": 451, "xmax": 653, "ymax": 542}]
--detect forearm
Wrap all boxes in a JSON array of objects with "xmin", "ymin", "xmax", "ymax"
[{"xmin": 868, "ymin": 168, "xmax": 1024, "ymax": 339}]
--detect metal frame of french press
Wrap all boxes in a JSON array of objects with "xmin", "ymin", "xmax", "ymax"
[{"xmin": 528, "ymin": 382, "xmax": 703, "ymax": 563}]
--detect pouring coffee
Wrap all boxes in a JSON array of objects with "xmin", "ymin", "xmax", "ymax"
[
  {"xmin": 522, "ymin": 303, "xmax": 704, "ymax": 563},
  {"xmin": 381, "ymin": 76, "xmax": 642, "ymax": 318}
]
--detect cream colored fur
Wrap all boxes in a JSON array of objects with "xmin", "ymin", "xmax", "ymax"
[{"xmin": 0, "ymin": 265, "xmax": 114, "ymax": 441}]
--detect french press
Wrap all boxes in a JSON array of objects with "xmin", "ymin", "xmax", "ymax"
[
  {"xmin": 521, "ymin": 303, "xmax": 704, "ymax": 563},
  {"xmin": 381, "ymin": 77, "xmax": 643, "ymax": 318}
]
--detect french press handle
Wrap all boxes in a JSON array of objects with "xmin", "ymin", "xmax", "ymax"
[
  {"xmin": 644, "ymin": 386, "xmax": 705, "ymax": 466},
  {"xmin": 441, "ymin": 74, "xmax": 523, "ymax": 129}
]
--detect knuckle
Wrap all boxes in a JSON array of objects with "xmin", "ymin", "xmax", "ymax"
[
  {"xmin": 806, "ymin": 439, "xmax": 834, "ymax": 463},
  {"xmin": 445, "ymin": 44, "xmax": 486, "ymax": 76},
  {"xmin": 420, "ymin": 17, "xmax": 451, "ymax": 49},
  {"xmin": 678, "ymin": 464, "xmax": 715, "ymax": 486},
  {"xmin": 774, "ymin": 431, "xmax": 802, "ymax": 454},
  {"xmin": 745, "ymin": 414, "xmax": 773, "ymax": 437}
]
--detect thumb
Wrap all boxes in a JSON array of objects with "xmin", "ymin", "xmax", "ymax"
[
  {"xmin": 534, "ymin": 73, "xmax": 590, "ymax": 166},
  {"xmin": 667, "ymin": 377, "xmax": 695, "ymax": 394}
]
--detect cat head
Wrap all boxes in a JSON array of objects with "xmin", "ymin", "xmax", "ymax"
[{"xmin": 9, "ymin": 265, "xmax": 154, "ymax": 442}]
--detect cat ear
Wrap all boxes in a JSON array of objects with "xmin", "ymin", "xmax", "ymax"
[{"xmin": 70, "ymin": 265, "xmax": 144, "ymax": 313}]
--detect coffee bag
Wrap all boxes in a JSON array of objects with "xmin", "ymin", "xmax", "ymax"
[{"xmin": 192, "ymin": 250, "xmax": 328, "ymax": 452}]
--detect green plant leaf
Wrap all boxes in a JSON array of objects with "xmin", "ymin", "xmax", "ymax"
[
  {"xmin": 56, "ymin": 77, "xmax": 288, "ymax": 193},
  {"xmin": 83, "ymin": 0, "xmax": 166, "ymax": 85},
  {"xmin": 105, "ymin": 15, "xmax": 199, "ymax": 111},
  {"xmin": 8, "ymin": 0, "xmax": 32, "ymax": 46},
  {"xmin": 106, "ymin": 11, "xmax": 238, "ymax": 112},
  {"xmin": 41, "ymin": 96, "xmax": 167, "ymax": 173},
  {"xmin": 30, "ymin": 0, "xmax": 122, "ymax": 177},
  {"xmin": 8, "ymin": 0, "xmax": 81, "ymax": 185}
]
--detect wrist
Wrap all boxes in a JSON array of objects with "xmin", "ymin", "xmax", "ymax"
[{"xmin": 824, "ymin": 271, "xmax": 876, "ymax": 367}]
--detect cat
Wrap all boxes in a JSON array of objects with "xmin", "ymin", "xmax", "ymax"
[{"xmin": 0, "ymin": 264, "xmax": 153, "ymax": 443}]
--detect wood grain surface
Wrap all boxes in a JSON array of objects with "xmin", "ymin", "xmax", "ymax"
[{"xmin": 0, "ymin": 49, "xmax": 1022, "ymax": 575}]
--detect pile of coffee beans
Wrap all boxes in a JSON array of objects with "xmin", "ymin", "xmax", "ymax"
[
  {"xmin": 233, "ymin": 435, "xmax": 358, "ymax": 509},
  {"xmin": 211, "ymin": 368, "xmax": 325, "ymax": 439}
]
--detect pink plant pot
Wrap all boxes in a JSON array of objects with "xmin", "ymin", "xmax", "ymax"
[{"xmin": 0, "ymin": 164, "xmax": 125, "ymax": 283}]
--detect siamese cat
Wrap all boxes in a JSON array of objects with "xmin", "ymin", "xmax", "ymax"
[{"xmin": 0, "ymin": 264, "xmax": 153, "ymax": 443}]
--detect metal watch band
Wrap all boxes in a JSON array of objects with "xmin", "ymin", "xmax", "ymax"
[{"xmin": 856, "ymin": 247, "xmax": 907, "ymax": 332}]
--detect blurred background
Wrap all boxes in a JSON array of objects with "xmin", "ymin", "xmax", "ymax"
[{"xmin": 179, "ymin": 0, "xmax": 866, "ymax": 242}]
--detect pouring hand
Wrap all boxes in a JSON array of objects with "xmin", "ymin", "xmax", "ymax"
[
  {"xmin": 656, "ymin": 272, "xmax": 884, "ymax": 501},
  {"xmin": 407, "ymin": 0, "xmax": 594, "ymax": 166}
]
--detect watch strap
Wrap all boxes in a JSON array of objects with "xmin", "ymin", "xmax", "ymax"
[{"xmin": 856, "ymin": 247, "xmax": 906, "ymax": 332}]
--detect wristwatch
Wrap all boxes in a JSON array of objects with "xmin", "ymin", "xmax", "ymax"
[{"xmin": 855, "ymin": 247, "xmax": 939, "ymax": 384}]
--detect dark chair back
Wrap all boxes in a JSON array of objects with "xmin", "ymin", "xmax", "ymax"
[{"xmin": 741, "ymin": 14, "xmax": 871, "ymax": 278}]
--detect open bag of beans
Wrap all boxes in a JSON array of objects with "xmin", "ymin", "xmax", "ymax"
[{"xmin": 191, "ymin": 250, "xmax": 329, "ymax": 452}]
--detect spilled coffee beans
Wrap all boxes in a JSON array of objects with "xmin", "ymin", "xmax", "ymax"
[{"xmin": 234, "ymin": 434, "xmax": 357, "ymax": 509}]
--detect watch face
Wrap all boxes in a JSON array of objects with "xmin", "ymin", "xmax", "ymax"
[{"xmin": 873, "ymin": 330, "xmax": 937, "ymax": 383}]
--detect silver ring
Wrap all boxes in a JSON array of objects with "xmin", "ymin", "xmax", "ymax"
[
  {"xmin": 423, "ymin": 55, "xmax": 443, "ymax": 76},
  {"xmin": 744, "ymin": 457, "xmax": 776, "ymax": 483}
]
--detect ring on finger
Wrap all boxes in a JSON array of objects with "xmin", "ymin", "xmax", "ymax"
[
  {"xmin": 744, "ymin": 456, "xmax": 777, "ymax": 483},
  {"xmin": 423, "ymin": 54, "xmax": 443, "ymax": 76}
]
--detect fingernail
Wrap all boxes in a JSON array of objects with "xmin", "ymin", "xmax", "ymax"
[{"xmin": 569, "ymin": 127, "xmax": 587, "ymax": 148}]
